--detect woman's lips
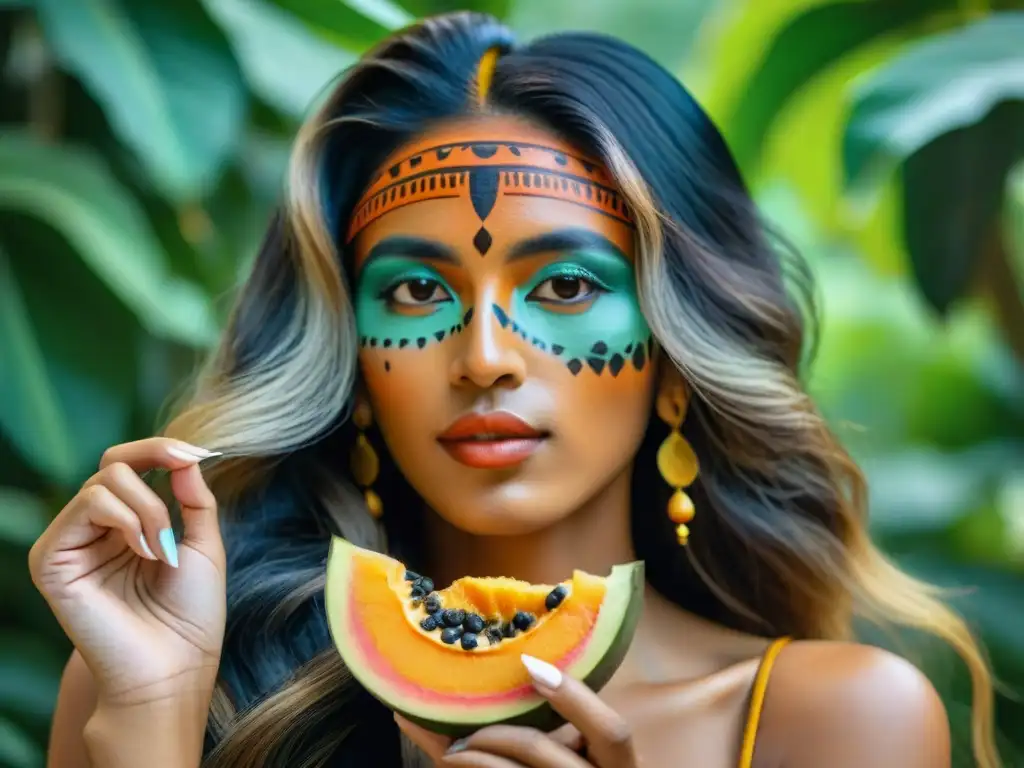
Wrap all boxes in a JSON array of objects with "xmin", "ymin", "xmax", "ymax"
[{"xmin": 437, "ymin": 412, "xmax": 548, "ymax": 469}]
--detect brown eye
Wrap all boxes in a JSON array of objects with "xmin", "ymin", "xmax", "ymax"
[
  {"xmin": 389, "ymin": 278, "xmax": 451, "ymax": 306},
  {"xmin": 528, "ymin": 275, "xmax": 601, "ymax": 304},
  {"xmin": 551, "ymin": 277, "xmax": 582, "ymax": 299}
]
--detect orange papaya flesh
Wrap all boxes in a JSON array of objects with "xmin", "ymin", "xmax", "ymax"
[{"xmin": 324, "ymin": 537, "xmax": 644, "ymax": 736}]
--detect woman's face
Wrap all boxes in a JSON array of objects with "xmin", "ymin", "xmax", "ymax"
[{"xmin": 351, "ymin": 115, "xmax": 657, "ymax": 535}]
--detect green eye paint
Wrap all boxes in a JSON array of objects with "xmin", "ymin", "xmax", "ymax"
[
  {"xmin": 355, "ymin": 256, "xmax": 468, "ymax": 351},
  {"xmin": 502, "ymin": 249, "xmax": 651, "ymax": 375}
]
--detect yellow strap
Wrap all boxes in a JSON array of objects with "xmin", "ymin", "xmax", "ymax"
[{"xmin": 738, "ymin": 637, "xmax": 792, "ymax": 768}]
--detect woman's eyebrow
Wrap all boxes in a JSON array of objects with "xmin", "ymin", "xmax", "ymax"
[
  {"xmin": 363, "ymin": 236, "xmax": 459, "ymax": 267},
  {"xmin": 506, "ymin": 228, "xmax": 627, "ymax": 262}
]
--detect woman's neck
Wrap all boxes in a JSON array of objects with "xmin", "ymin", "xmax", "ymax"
[{"xmin": 423, "ymin": 467, "xmax": 636, "ymax": 587}]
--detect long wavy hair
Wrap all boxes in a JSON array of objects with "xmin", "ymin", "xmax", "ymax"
[{"xmin": 162, "ymin": 11, "xmax": 999, "ymax": 767}]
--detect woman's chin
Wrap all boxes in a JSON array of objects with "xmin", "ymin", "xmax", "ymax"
[{"xmin": 430, "ymin": 485, "xmax": 577, "ymax": 537}]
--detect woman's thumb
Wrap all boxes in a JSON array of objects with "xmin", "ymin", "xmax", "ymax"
[{"xmin": 170, "ymin": 463, "xmax": 224, "ymax": 562}]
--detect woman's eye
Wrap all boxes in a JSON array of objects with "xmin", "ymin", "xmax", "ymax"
[
  {"xmin": 528, "ymin": 275, "xmax": 601, "ymax": 303},
  {"xmin": 388, "ymin": 278, "xmax": 451, "ymax": 306}
]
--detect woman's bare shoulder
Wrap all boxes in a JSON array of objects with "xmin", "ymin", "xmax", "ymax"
[
  {"xmin": 761, "ymin": 640, "xmax": 950, "ymax": 768},
  {"xmin": 48, "ymin": 650, "xmax": 97, "ymax": 768}
]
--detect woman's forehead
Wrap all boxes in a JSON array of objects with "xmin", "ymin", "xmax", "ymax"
[{"xmin": 345, "ymin": 115, "xmax": 634, "ymax": 252}]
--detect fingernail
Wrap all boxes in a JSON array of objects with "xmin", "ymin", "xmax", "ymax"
[
  {"xmin": 167, "ymin": 446, "xmax": 204, "ymax": 463},
  {"xmin": 171, "ymin": 443, "xmax": 222, "ymax": 459},
  {"xmin": 522, "ymin": 654, "xmax": 562, "ymax": 690},
  {"xmin": 447, "ymin": 739, "xmax": 468, "ymax": 754},
  {"xmin": 158, "ymin": 528, "xmax": 179, "ymax": 568},
  {"xmin": 138, "ymin": 534, "xmax": 157, "ymax": 560}
]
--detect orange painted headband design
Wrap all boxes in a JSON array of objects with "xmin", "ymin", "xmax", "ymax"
[{"xmin": 345, "ymin": 140, "xmax": 635, "ymax": 252}]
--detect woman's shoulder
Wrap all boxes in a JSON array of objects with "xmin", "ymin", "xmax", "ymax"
[{"xmin": 759, "ymin": 640, "xmax": 950, "ymax": 767}]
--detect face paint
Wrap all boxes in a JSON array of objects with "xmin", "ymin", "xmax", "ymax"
[
  {"xmin": 490, "ymin": 246, "xmax": 652, "ymax": 376},
  {"xmin": 346, "ymin": 140, "xmax": 633, "ymax": 251},
  {"xmin": 354, "ymin": 244, "xmax": 476, "ymax": 358},
  {"xmin": 350, "ymin": 116, "xmax": 657, "ymax": 539}
]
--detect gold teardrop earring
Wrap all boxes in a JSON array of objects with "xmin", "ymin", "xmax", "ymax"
[
  {"xmin": 655, "ymin": 389, "xmax": 699, "ymax": 545},
  {"xmin": 350, "ymin": 400, "xmax": 383, "ymax": 519}
]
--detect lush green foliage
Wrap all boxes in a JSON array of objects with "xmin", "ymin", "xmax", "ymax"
[{"xmin": 1, "ymin": 1, "xmax": 1021, "ymax": 765}]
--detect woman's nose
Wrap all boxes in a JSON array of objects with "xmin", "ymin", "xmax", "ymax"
[{"xmin": 450, "ymin": 297, "xmax": 527, "ymax": 390}]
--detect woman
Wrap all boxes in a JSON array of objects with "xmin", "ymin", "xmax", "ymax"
[{"xmin": 29, "ymin": 11, "xmax": 998, "ymax": 768}]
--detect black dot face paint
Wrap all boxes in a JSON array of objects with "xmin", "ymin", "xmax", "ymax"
[
  {"xmin": 358, "ymin": 307, "xmax": 476, "ymax": 371},
  {"xmin": 490, "ymin": 304, "xmax": 650, "ymax": 376}
]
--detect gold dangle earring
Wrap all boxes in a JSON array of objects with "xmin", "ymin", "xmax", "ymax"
[
  {"xmin": 350, "ymin": 400, "xmax": 383, "ymax": 519},
  {"xmin": 656, "ymin": 389, "xmax": 699, "ymax": 545}
]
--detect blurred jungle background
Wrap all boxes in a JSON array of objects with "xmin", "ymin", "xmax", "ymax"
[{"xmin": 1, "ymin": 0, "xmax": 1023, "ymax": 765}]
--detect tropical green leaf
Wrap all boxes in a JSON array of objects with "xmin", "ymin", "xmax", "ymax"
[
  {"xmin": 267, "ymin": 0, "xmax": 412, "ymax": 48},
  {"xmin": 0, "ymin": 132, "xmax": 218, "ymax": 346},
  {"xmin": 0, "ymin": 488, "xmax": 48, "ymax": 547},
  {"xmin": 4, "ymin": 215, "xmax": 140, "ymax": 483},
  {"xmin": 0, "ymin": 634, "xmax": 64, "ymax": 725},
  {"xmin": 901, "ymin": 102, "xmax": 1024, "ymax": 314},
  {"xmin": 844, "ymin": 13, "xmax": 1024, "ymax": 202},
  {"xmin": 510, "ymin": 0, "xmax": 710, "ymax": 71},
  {"xmin": 0, "ymin": 250, "xmax": 77, "ymax": 485},
  {"xmin": 718, "ymin": 0, "xmax": 958, "ymax": 172},
  {"xmin": 401, "ymin": 0, "xmax": 512, "ymax": 20},
  {"xmin": 1006, "ymin": 161, "xmax": 1024, "ymax": 306},
  {"xmin": 0, "ymin": 715, "xmax": 42, "ymax": 768},
  {"xmin": 204, "ymin": 0, "xmax": 355, "ymax": 118},
  {"xmin": 32, "ymin": 0, "xmax": 248, "ymax": 200}
]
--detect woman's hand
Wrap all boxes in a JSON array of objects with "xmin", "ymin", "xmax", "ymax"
[
  {"xmin": 28, "ymin": 438, "xmax": 227, "ymax": 709},
  {"xmin": 397, "ymin": 655, "xmax": 638, "ymax": 768}
]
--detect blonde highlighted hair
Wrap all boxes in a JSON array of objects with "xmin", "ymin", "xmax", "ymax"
[{"xmin": 162, "ymin": 12, "xmax": 999, "ymax": 767}]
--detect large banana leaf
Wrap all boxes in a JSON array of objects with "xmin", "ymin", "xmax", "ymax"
[
  {"xmin": 843, "ymin": 13, "xmax": 1024, "ymax": 315},
  {"xmin": 267, "ymin": 0, "xmax": 412, "ymax": 47},
  {"xmin": 0, "ymin": 133, "xmax": 217, "ymax": 347},
  {"xmin": 0, "ymin": 249, "xmax": 76, "ymax": 485},
  {"xmin": 693, "ymin": 0, "xmax": 958, "ymax": 174},
  {"xmin": 0, "ymin": 715, "xmax": 41, "ymax": 768},
  {"xmin": 204, "ymin": 0, "xmax": 355, "ymax": 118},
  {"xmin": 32, "ymin": 0, "xmax": 248, "ymax": 200},
  {"xmin": 0, "ymin": 488, "xmax": 48, "ymax": 548}
]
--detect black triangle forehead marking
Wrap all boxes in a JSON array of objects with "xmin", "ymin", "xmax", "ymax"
[{"xmin": 469, "ymin": 167, "xmax": 500, "ymax": 222}]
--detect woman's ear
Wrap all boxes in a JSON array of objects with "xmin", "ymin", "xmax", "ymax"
[{"xmin": 655, "ymin": 354, "xmax": 690, "ymax": 427}]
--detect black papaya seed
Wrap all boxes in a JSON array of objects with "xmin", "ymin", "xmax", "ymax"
[
  {"xmin": 441, "ymin": 627, "xmax": 463, "ymax": 644},
  {"xmin": 417, "ymin": 577, "xmax": 434, "ymax": 594},
  {"xmin": 485, "ymin": 627, "xmax": 503, "ymax": 644},
  {"xmin": 404, "ymin": 570, "xmax": 420, "ymax": 581},
  {"xmin": 545, "ymin": 585, "xmax": 568, "ymax": 611},
  {"xmin": 512, "ymin": 611, "xmax": 535, "ymax": 631},
  {"xmin": 424, "ymin": 595, "xmax": 441, "ymax": 614},
  {"xmin": 420, "ymin": 615, "xmax": 438, "ymax": 631},
  {"xmin": 461, "ymin": 632, "xmax": 479, "ymax": 650},
  {"xmin": 463, "ymin": 613, "xmax": 485, "ymax": 633},
  {"xmin": 442, "ymin": 609, "xmax": 466, "ymax": 627},
  {"xmin": 502, "ymin": 622, "xmax": 517, "ymax": 639}
]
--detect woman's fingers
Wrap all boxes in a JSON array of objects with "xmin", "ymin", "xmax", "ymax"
[
  {"xmin": 521, "ymin": 655, "xmax": 637, "ymax": 768},
  {"xmin": 445, "ymin": 725, "xmax": 590, "ymax": 768},
  {"xmin": 83, "ymin": 462, "xmax": 173, "ymax": 565},
  {"xmin": 99, "ymin": 437, "xmax": 219, "ymax": 473},
  {"xmin": 100, "ymin": 437, "xmax": 223, "ymax": 567},
  {"xmin": 31, "ymin": 484, "xmax": 150, "ymax": 602},
  {"xmin": 443, "ymin": 752, "xmax": 521, "ymax": 768},
  {"xmin": 394, "ymin": 714, "xmax": 453, "ymax": 764},
  {"xmin": 170, "ymin": 463, "xmax": 222, "ymax": 562}
]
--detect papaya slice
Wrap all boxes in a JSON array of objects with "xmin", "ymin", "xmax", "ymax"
[{"xmin": 324, "ymin": 537, "xmax": 644, "ymax": 736}]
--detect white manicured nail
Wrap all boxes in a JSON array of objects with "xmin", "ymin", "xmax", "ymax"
[
  {"xmin": 171, "ymin": 443, "xmax": 222, "ymax": 459},
  {"xmin": 158, "ymin": 528, "xmax": 179, "ymax": 568},
  {"xmin": 522, "ymin": 654, "xmax": 562, "ymax": 690},
  {"xmin": 138, "ymin": 534, "xmax": 157, "ymax": 560}
]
